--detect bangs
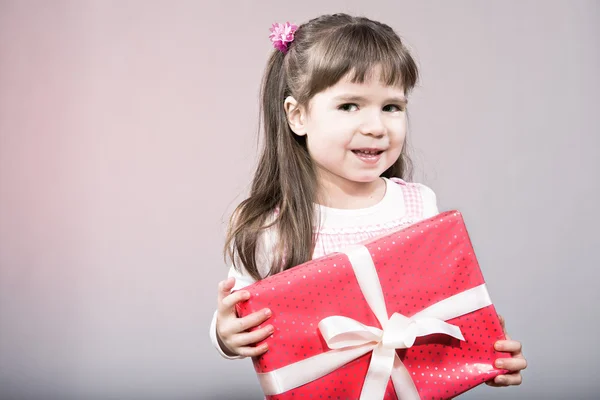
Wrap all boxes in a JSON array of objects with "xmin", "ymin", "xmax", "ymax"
[{"xmin": 303, "ymin": 23, "xmax": 418, "ymax": 100}]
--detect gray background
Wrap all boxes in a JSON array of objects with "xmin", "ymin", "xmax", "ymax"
[{"xmin": 1, "ymin": 0, "xmax": 598, "ymax": 399}]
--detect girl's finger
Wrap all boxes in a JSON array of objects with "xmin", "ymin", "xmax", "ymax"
[
  {"xmin": 486, "ymin": 372, "xmax": 523, "ymax": 387},
  {"xmin": 494, "ymin": 340, "xmax": 522, "ymax": 354},
  {"xmin": 485, "ymin": 379, "xmax": 503, "ymax": 387},
  {"xmin": 237, "ymin": 343, "xmax": 270, "ymax": 358},
  {"xmin": 495, "ymin": 356, "xmax": 527, "ymax": 372},
  {"xmin": 217, "ymin": 278, "xmax": 236, "ymax": 304},
  {"xmin": 220, "ymin": 289, "xmax": 251, "ymax": 312},
  {"xmin": 231, "ymin": 324, "xmax": 275, "ymax": 347},
  {"xmin": 235, "ymin": 308, "xmax": 272, "ymax": 333}
]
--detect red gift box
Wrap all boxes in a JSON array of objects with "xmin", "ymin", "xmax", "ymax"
[{"xmin": 236, "ymin": 210, "xmax": 509, "ymax": 400}]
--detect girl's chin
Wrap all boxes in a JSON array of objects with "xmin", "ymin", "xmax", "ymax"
[{"xmin": 344, "ymin": 175, "xmax": 386, "ymax": 185}]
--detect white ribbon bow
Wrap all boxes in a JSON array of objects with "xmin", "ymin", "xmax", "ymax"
[{"xmin": 257, "ymin": 245, "xmax": 493, "ymax": 399}]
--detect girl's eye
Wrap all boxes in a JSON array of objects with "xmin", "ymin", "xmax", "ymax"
[
  {"xmin": 383, "ymin": 104, "xmax": 405, "ymax": 112},
  {"xmin": 339, "ymin": 103, "xmax": 359, "ymax": 112}
]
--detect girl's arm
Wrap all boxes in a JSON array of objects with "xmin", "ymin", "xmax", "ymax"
[{"xmin": 210, "ymin": 221, "xmax": 278, "ymax": 359}]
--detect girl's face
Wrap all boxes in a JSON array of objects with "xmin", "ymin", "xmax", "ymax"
[{"xmin": 287, "ymin": 67, "xmax": 407, "ymax": 193}]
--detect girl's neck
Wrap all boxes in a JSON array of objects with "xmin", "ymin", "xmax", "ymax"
[{"xmin": 316, "ymin": 176, "xmax": 387, "ymax": 210}]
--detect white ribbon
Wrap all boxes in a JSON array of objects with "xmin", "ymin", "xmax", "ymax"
[{"xmin": 257, "ymin": 244, "xmax": 493, "ymax": 399}]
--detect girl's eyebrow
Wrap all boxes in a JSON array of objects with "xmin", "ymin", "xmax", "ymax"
[{"xmin": 332, "ymin": 94, "xmax": 408, "ymax": 105}]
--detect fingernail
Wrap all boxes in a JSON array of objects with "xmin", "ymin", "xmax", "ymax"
[
  {"xmin": 496, "ymin": 360, "xmax": 504, "ymax": 368},
  {"xmin": 267, "ymin": 325, "xmax": 274, "ymax": 333},
  {"xmin": 496, "ymin": 376, "xmax": 507, "ymax": 385},
  {"xmin": 264, "ymin": 309, "xmax": 272, "ymax": 316},
  {"xmin": 494, "ymin": 342, "xmax": 503, "ymax": 351},
  {"xmin": 243, "ymin": 291, "xmax": 251, "ymax": 299}
]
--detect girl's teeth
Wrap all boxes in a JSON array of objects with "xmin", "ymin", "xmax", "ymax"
[{"xmin": 355, "ymin": 150, "xmax": 378, "ymax": 155}]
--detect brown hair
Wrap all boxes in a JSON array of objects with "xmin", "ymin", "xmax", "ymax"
[{"xmin": 224, "ymin": 14, "xmax": 419, "ymax": 281}]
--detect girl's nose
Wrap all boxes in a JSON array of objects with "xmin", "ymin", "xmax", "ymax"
[{"xmin": 359, "ymin": 111, "xmax": 386, "ymax": 137}]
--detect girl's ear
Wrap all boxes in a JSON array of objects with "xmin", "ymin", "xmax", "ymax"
[{"xmin": 284, "ymin": 96, "xmax": 307, "ymax": 136}]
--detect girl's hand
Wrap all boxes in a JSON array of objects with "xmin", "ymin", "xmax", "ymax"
[
  {"xmin": 487, "ymin": 315, "xmax": 527, "ymax": 387},
  {"xmin": 215, "ymin": 277, "xmax": 273, "ymax": 358}
]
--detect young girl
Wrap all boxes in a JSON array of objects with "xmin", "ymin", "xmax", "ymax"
[{"xmin": 210, "ymin": 13, "xmax": 527, "ymax": 389}]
